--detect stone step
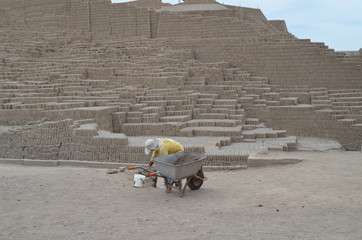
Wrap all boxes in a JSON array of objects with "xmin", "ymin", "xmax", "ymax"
[
  {"xmin": 127, "ymin": 111, "xmax": 142, "ymax": 118},
  {"xmin": 243, "ymin": 87, "xmax": 271, "ymax": 95},
  {"xmin": 12, "ymin": 103, "xmax": 47, "ymax": 109},
  {"xmin": 262, "ymin": 92, "xmax": 280, "ymax": 101},
  {"xmin": 331, "ymin": 101, "xmax": 362, "ymax": 106},
  {"xmin": 330, "ymin": 96, "xmax": 362, "ymax": 102},
  {"xmin": 233, "ymin": 73, "xmax": 251, "ymax": 81},
  {"xmin": 126, "ymin": 117, "xmax": 142, "ymax": 123},
  {"xmin": 209, "ymin": 108, "xmax": 244, "ymax": 115},
  {"xmin": 266, "ymin": 101, "xmax": 280, "ymax": 106},
  {"xmin": 336, "ymin": 118, "xmax": 358, "ymax": 124},
  {"xmin": 184, "ymin": 119, "xmax": 239, "ymax": 128},
  {"xmin": 195, "ymin": 104, "xmax": 212, "ymax": 110},
  {"xmin": 197, "ymin": 93, "xmax": 219, "ymax": 99},
  {"xmin": 310, "ymin": 87, "xmax": 328, "ymax": 92},
  {"xmin": 242, "ymin": 125, "xmax": 257, "ymax": 131},
  {"xmin": 254, "ymin": 99, "xmax": 266, "ymax": 105},
  {"xmin": 332, "ymin": 109, "xmax": 353, "ymax": 115},
  {"xmin": 45, "ymin": 102, "xmax": 87, "ymax": 110},
  {"xmin": 328, "ymin": 89, "xmax": 362, "ymax": 94},
  {"xmin": 120, "ymin": 122, "xmax": 180, "ymax": 136},
  {"xmin": 211, "ymin": 104, "xmax": 242, "ymax": 110},
  {"xmin": 244, "ymin": 94, "xmax": 260, "ymax": 100},
  {"xmin": 242, "ymin": 82, "xmax": 268, "ymax": 87},
  {"xmin": 185, "ymin": 77, "xmax": 206, "ymax": 86},
  {"xmin": 141, "ymin": 106, "xmax": 165, "ymax": 115},
  {"xmin": 332, "ymin": 106, "xmax": 362, "ymax": 111},
  {"xmin": 197, "ymin": 113, "xmax": 228, "ymax": 119},
  {"xmin": 313, "ymin": 104, "xmax": 332, "ymax": 110},
  {"xmin": 312, "ymin": 95, "xmax": 329, "ymax": 100},
  {"xmin": 333, "ymin": 114, "xmax": 362, "ymax": 122},
  {"xmin": 159, "ymin": 115, "xmax": 191, "ymax": 122},
  {"xmin": 165, "ymin": 110, "xmax": 193, "ymax": 116},
  {"xmin": 179, "ymin": 126, "xmax": 242, "ymax": 137},
  {"xmin": 245, "ymin": 118, "xmax": 260, "ymax": 125},
  {"xmin": 196, "ymin": 98, "xmax": 214, "ymax": 104},
  {"xmin": 311, "ymin": 99, "xmax": 332, "ymax": 105},
  {"xmin": 250, "ymin": 76, "xmax": 268, "ymax": 83},
  {"xmin": 142, "ymin": 113, "xmax": 160, "ymax": 122},
  {"xmin": 329, "ymin": 92, "xmax": 362, "ymax": 98},
  {"xmin": 242, "ymin": 128, "xmax": 287, "ymax": 139},
  {"xmin": 229, "ymin": 114, "xmax": 245, "ymax": 123},
  {"xmin": 184, "ymin": 80, "xmax": 205, "ymax": 86},
  {"xmin": 215, "ymin": 81, "xmax": 243, "ymax": 86}
]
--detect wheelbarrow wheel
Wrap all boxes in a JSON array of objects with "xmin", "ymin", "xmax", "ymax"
[{"xmin": 188, "ymin": 169, "xmax": 204, "ymax": 190}]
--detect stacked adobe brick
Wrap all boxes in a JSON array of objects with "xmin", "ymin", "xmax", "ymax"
[
  {"xmin": 0, "ymin": 35, "xmax": 295, "ymax": 165},
  {"xmin": 0, "ymin": 0, "xmax": 361, "ymax": 167}
]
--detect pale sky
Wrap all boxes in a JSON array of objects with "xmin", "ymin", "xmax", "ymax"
[{"xmin": 112, "ymin": 0, "xmax": 362, "ymax": 51}]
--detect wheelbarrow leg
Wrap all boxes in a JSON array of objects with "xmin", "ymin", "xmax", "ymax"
[
  {"xmin": 163, "ymin": 177, "xmax": 172, "ymax": 193},
  {"xmin": 178, "ymin": 185, "xmax": 183, "ymax": 197},
  {"xmin": 151, "ymin": 175, "xmax": 157, "ymax": 188},
  {"xmin": 179, "ymin": 177, "xmax": 192, "ymax": 197}
]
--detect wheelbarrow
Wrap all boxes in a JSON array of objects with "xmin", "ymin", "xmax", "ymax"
[{"xmin": 128, "ymin": 152, "xmax": 207, "ymax": 197}]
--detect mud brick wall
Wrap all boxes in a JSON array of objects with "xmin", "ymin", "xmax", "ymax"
[
  {"xmin": 268, "ymin": 20, "xmax": 289, "ymax": 33},
  {"xmin": 0, "ymin": 110, "xmax": 45, "ymax": 125},
  {"xmin": 62, "ymin": 0, "xmax": 151, "ymax": 37},
  {"xmin": 109, "ymin": 3, "xmax": 151, "ymax": 37},
  {"xmin": 120, "ymin": 123, "xmax": 181, "ymax": 136},
  {"xmin": 246, "ymin": 106, "xmax": 362, "ymax": 150},
  {"xmin": 0, "ymin": 0, "xmax": 62, "ymax": 8},
  {"xmin": 63, "ymin": 131, "xmax": 131, "ymax": 162},
  {"xmin": 180, "ymin": 9, "xmax": 238, "ymax": 18},
  {"xmin": 0, "ymin": 119, "xmax": 133, "ymax": 162},
  {"xmin": 150, "ymin": 11, "xmax": 160, "ymax": 38},
  {"xmin": 157, "ymin": 12, "xmax": 261, "ymax": 39},
  {"xmin": 0, "ymin": 1, "xmax": 68, "ymax": 31},
  {"xmin": 206, "ymin": 154, "xmax": 248, "ymax": 167},
  {"xmin": 1, "ymin": 0, "xmax": 361, "ymax": 157},
  {"xmin": 0, "ymin": 0, "xmax": 151, "ymax": 38},
  {"xmin": 43, "ymin": 107, "xmax": 119, "ymax": 131},
  {"xmin": 64, "ymin": 0, "xmax": 91, "ymax": 32},
  {"xmin": 0, "ymin": 119, "xmax": 74, "ymax": 160},
  {"xmin": 171, "ymin": 38, "xmax": 362, "ymax": 89},
  {"xmin": 0, "ymin": 119, "xmax": 208, "ymax": 163},
  {"xmin": 225, "ymin": 6, "xmax": 287, "ymax": 36},
  {"xmin": 0, "ymin": 107, "xmax": 118, "ymax": 131},
  {"xmin": 125, "ymin": 0, "xmax": 163, "ymax": 9}
]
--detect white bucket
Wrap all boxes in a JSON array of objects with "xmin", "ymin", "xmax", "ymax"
[{"xmin": 133, "ymin": 174, "xmax": 146, "ymax": 188}]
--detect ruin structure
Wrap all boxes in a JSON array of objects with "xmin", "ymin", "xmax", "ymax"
[{"xmin": 0, "ymin": 0, "xmax": 361, "ymax": 167}]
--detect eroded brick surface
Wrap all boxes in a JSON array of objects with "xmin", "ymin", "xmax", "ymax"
[{"xmin": 0, "ymin": 0, "xmax": 361, "ymax": 166}]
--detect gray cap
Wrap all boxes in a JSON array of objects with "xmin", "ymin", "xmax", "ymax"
[{"xmin": 144, "ymin": 138, "xmax": 161, "ymax": 155}]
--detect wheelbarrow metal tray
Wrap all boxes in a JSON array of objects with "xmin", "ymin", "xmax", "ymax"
[{"xmin": 153, "ymin": 152, "xmax": 207, "ymax": 181}]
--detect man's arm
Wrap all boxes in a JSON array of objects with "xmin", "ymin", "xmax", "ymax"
[
  {"xmin": 148, "ymin": 158, "xmax": 154, "ymax": 168},
  {"xmin": 148, "ymin": 151, "xmax": 158, "ymax": 168}
]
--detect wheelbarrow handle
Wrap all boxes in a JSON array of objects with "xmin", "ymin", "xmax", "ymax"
[
  {"xmin": 128, "ymin": 166, "xmax": 150, "ymax": 172},
  {"xmin": 193, "ymin": 175, "xmax": 208, "ymax": 181},
  {"xmin": 128, "ymin": 166, "xmax": 156, "ymax": 175}
]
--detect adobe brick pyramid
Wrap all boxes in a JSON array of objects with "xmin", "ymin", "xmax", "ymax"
[{"xmin": 0, "ymin": 0, "xmax": 361, "ymax": 167}]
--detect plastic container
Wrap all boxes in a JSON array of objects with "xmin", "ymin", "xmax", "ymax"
[{"xmin": 133, "ymin": 174, "xmax": 146, "ymax": 188}]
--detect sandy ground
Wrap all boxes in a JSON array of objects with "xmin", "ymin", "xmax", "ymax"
[{"xmin": 1, "ymin": 150, "xmax": 362, "ymax": 240}]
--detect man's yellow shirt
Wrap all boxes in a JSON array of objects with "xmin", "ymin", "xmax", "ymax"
[{"xmin": 151, "ymin": 138, "xmax": 184, "ymax": 158}]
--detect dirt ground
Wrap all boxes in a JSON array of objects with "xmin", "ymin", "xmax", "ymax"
[{"xmin": 1, "ymin": 150, "xmax": 362, "ymax": 240}]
